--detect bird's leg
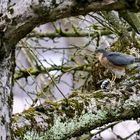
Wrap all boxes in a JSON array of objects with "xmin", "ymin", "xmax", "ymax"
[
  {"xmin": 112, "ymin": 74, "xmax": 116, "ymax": 83},
  {"xmin": 110, "ymin": 74, "xmax": 116, "ymax": 87}
]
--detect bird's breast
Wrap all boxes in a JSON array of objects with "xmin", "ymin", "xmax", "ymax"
[
  {"xmin": 97, "ymin": 53, "xmax": 110, "ymax": 68},
  {"xmin": 96, "ymin": 53, "xmax": 126, "ymax": 78}
]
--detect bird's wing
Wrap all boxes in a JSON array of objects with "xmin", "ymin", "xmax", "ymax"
[{"xmin": 107, "ymin": 52, "xmax": 135, "ymax": 66}]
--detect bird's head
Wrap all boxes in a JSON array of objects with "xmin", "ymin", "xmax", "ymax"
[
  {"xmin": 95, "ymin": 48, "xmax": 107, "ymax": 59},
  {"xmin": 95, "ymin": 48, "xmax": 106, "ymax": 54}
]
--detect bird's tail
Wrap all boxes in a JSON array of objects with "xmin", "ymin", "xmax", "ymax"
[{"xmin": 135, "ymin": 57, "xmax": 140, "ymax": 62}]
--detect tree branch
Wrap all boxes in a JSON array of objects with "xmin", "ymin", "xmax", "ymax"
[
  {"xmin": 1, "ymin": 0, "xmax": 128, "ymax": 46},
  {"xmin": 14, "ymin": 64, "xmax": 90, "ymax": 80},
  {"xmin": 28, "ymin": 29, "xmax": 112, "ymax": 38},
  {"xmin": 12, "ymin": 89, "xmax": 140, "ymax": 139}
]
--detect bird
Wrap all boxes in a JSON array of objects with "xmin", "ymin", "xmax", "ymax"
[{"xmin": 95, "ymin": 48, "xmax": 140, "ymax": 84}]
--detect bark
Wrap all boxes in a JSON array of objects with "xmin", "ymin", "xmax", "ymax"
[
  {"xmin": 0, "ymin": 44, "xmax": 14, "ymax": 139},
  {"xmin": 0, "ymin": 0, "xmax": 128, "ymax": 45},
  {"xmin": 0, "ymin": 1, "xmax": 15, "ymax": 139}
]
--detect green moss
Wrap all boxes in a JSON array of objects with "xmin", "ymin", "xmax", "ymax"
[
  {"xmin": 24, "ymin": 108, "xmax": 35, "ymax": 114},
  {"xmin": 13, "ymin": 125, "xmax": 30, "ymax": 139},
  {"xmin": 45, "ymin": 100, "xmax": 58, "ymax": 106},
  {"xmin": 69, "ymin": 90, "xmax": 79, "ymax": 98}
]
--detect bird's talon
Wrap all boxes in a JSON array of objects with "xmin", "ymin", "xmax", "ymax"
[{"xmin": 100, "ymin": 79, "xmax": 111, "ymax": 89}]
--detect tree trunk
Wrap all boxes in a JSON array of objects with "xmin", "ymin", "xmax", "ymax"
[{"xmin": 0, "ymin": 43, "xmax": 14, "ymax": 139}]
